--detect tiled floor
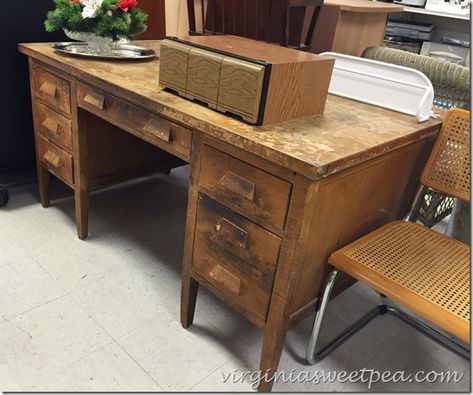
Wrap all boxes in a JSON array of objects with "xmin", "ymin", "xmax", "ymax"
[{"xmin": 0, "ymin": 166, "xmax": 470, "ymax": 392}]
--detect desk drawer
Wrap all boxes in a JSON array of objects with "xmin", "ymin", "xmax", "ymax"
[
  {"xmin": 199, "ymin": 144, "xmax": 292, "ymax": 232},
  {"xmin": 193, "ymin": 195, "xmax": 282, "ymax": 323},
  {"xmin": 77, "ymin": 83, "xmax": 192, "ymax": 161},
  {"xmin": 36, "ymin": 136, "xmax": 74, "ymax": 185},
  {"xmin": 32, "ymin": 67, "xmax": 71, "ymax": 115},
  {"xmin": 34, "ymin": 102, "xmax": 73, "ymax": 151}
]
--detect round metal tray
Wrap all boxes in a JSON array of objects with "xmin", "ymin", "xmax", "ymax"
[{"xmin": 52, "ymin": 42, "xmax": 157, "ymax": 60}]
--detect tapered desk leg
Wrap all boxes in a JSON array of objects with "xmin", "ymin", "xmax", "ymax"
[
  {"xmin": 73, "ymin": 106, "xmax": 89, "ymax": 240},
  {"xmin": 181, "ymin": 272, "xmax": 199, "ymax": 328},
  {"xmin": 75, "ymin": 188, "xmax": 89, "ymax": 240},
  {"xmin": 257, "ymin": 322, "xmax": 287, "ymax": 392},
  {"xmin": 36, "ymin": 163, "xmax": 50, "ymax": 208}
]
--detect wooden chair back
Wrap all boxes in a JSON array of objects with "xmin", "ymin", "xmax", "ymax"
[
  {"xmin": 421, "ymin": 109, "xmax": 470, "ymax": 203},
  {"xmin": 187, "ymin": 0, "xmax": 323, "ymax": 50}
]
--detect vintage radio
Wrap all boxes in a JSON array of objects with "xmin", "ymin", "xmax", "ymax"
[{"xmin": 159, "ymin": 36, "xmax": 334, "ymax": 125}]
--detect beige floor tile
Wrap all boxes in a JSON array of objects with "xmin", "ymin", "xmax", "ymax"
[
  {"xmin": 190, "ymin": 359, "xmax": 256, "ymax": 392},
  {"xmin": 117, "ymin": 313, "xmax": 234, "ymax": 391},
  {"xmin": 29, "ymin": 238, "xmax": 132, "ymax": 293},
  {"xmin": 24, "ymin": 341, "xmax": 162, "ymax": 391},
  {"xmin": 0, "ymin": 255, "xmax": 66, "ymax": 319},
  {"xmin": 0, "ymin": 232, "xmax": 31, "ymax": 268},
  {"xmin": 0, "ymin": 296, "xmax": 111, "ymax": 391},
  {"xmin": 72, "ymin": 264, "xmax": 178, "ymax": 339}
]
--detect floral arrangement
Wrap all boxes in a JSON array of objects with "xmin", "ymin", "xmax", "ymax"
[{"xmin": 45, "ymin": 0, "xmax": 148, "ymax": 41}]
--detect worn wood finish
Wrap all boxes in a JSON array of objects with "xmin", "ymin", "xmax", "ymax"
[
  {"xmin": 193, "ymin": 194, "xmax": 282, "ymax": 323},
  {"xmin": 19, "ymin": 42, "xmax": 441, "ymax": 181},
  {"xmin": 77, "ymin": 82, "xmax": 193, "ymax": 162},
  {"xmin": 159, "ymin": 36, "xmax": 334, "ymax": 125},
  {"xmin": 21, "ymin": 41, "xmax": 442, "ymax": 392},
  {"xmin": 199, "ymin": 143, "xmax": 292, "ymax": 232},
  {"xmin": 31, "ymin": 65, "xmax": 71, "ymax": 115},
  {"xmin": 85, "ymin": 113, "xmax": 186, "ymax": 190},
  {"xmin": 33, "ymin": 101, "xmax": 73, "ymax": 151},
  {"xmin": 287, "ymin": 138, "xmax": 435, "ymax": 321},
  {"xmin": 36, "ymin": 135, "xmax": 74, "ymax": 186}
]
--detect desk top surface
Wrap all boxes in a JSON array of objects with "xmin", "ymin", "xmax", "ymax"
[
  {"xmin": 19, "ymin": 41, "xmax": 440, "ymax": 180},
  {"xmin": 324, "ymin": 0, "xmax": 404, "ymax": 12}
]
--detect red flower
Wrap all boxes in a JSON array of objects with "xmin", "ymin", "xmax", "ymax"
[
  {"xmin": 70, "ymin": 0, "xmax": 81, "ymax": 4},
  {"xmin": 116, "ymin": 0, "xmax": 138, "ymax": 12}
]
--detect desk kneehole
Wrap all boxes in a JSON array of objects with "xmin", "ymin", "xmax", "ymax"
[
  {"xmin": 77, "ymin": 82, "xmax": 192, "ymax": 161},
  {"xmin": 193, "ymin": 194, "xmax": 282, "ymax": 324}
]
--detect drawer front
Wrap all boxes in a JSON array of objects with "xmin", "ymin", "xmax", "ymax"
[
  {"xmin": 217, "ymin": 57, "xmax": 265, "ymax": 123},
  {"xmin": 159, "ymin": 40, "xmax": 191, "ymax": 95},
  {"xmin": 193, "ymin": 195, "xmax": 282, "ymax": 323},
  {"xmin": 77, "ymin": 83, "xmax": 192, "ymax": 161},
  {"xmin": 186, "ymin": 48, "xmax": 224, "ymax": 107},
  {"xmin": 36, "ymin": 136, "xmax": 74, "ymax": 185},
  {"xmin": 199, "ymin": 144, "xmax": 292, "ymax": 231},
  {"xmin": 34, "ymin": 101, "xmax": 73, "ymax": 151},
  {"xmin": 32, "ymin": 67, "xmax": 71, "ymax": 115}
]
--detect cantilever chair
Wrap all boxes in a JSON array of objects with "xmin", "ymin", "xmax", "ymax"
[{"xmin": 307, "ymin": 108, "xmax": 471, "ymax": 364}]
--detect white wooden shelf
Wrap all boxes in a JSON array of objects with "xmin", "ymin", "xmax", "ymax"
[{"xmin": 403, "ymin": 6, "xmax": 470, "ymax": 20}]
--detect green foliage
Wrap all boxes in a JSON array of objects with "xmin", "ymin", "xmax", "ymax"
[{"xmin": 44, "ymin": 0, "xmax": 148, "ymax": 40}]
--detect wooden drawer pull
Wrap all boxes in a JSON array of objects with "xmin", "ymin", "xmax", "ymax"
[
  {"xmin": 143, "ymin": 118, "xmax": 172, "ymax": 142},
  {"xmin": 215, "ymin": 218, "xmax": 248, "ymax": 249},
  {"xmin": 218, "ymin": 171, "xmax": 256, "ymax": 202},
  {"xmin": 209, "ymin": 265, "xmax": 241, "ymax": 295},
  {"xmin": 43, "ymin": 150, "xmax": 60, "ymax": 168},
  {"xmin": 83, "ymin": 91, "xmax": 106, "ymax": 110},
  {"xmin": 42, "ymin": 117, "xmax": 60, "ymax": 134},
  {"xmin": 39, "ymin": 80, "xmax": 58, "ymax": 98}
]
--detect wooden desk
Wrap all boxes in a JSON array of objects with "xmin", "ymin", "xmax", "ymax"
[
  {"xmin": 312, "ymin": 0, "xmax": 403, "ymax": 56},
  {"xmin": 19, "ymin": 41, "xmax": 440, "ymax": 391}
]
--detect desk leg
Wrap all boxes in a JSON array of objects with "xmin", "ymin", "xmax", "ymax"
[
  {"xmin": 257, "ymin": 320, "xmax": 287, "ymax": 392},
  {"xmin": 73, "ymin": 107, "xmax": 89, "ymax": 240},
  {"xmin": 181, "ymin": 273, "xmax": 199, "ymax": 328},
  {"xmin": 36, "ymin": 163, "xmax": 50, "ymax": 208},
  {"xmin": 75, "ymin": 189, "xmax": 89, "ymax": 240}
]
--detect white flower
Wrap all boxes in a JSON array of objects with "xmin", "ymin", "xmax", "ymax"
[{"xmin": 81, "ymin": 0, "xmax": 104, "ymax": 19}]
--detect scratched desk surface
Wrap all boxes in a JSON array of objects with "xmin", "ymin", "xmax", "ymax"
[{"xmin": 19, "ymin": 41, "xmax": 441, "ymax": 180}]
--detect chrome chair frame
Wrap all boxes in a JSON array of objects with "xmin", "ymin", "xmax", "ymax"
[{"xmin": 306, "ymin": 184, "xmax": 470, "ymax": 365}]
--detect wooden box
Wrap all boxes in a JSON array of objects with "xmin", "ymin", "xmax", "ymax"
[{"xmin": 159, "ymin": 36, "xmax": 334, "ymax": 125}]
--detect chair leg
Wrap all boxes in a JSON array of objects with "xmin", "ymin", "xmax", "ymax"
[
  {"xmin": 306, "ymin": 269, "xmax": 340, "ymax": 364},
  {"xmin": 306, "ymin": 278, "xmax": 470, "ymax": 364},
  {"xmin": 306, "ymin": 270, "xmax": 382, "ymax": 364},
  {"xmin": 385, "ymin": 306, "xmax": 470, "ymax": 359}
]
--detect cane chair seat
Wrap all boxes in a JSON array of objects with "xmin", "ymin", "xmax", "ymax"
[{"xmin": 330, "ymin": 220, "xmax": 470, "ymax": 343}]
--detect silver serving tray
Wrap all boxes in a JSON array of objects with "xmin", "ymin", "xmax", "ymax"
[{"xmin": 52, "ymin": 42, "xmax": 156, "ymax": 60}]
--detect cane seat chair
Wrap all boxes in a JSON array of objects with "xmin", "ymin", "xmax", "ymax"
[{"xmin": 307, "ymin": 108, "xmax": 471, "ymax": 364}]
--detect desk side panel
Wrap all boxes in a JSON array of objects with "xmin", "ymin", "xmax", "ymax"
[{"xmin": 287, "ymin": 135, "xmax": 437, "ymax": 322}]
